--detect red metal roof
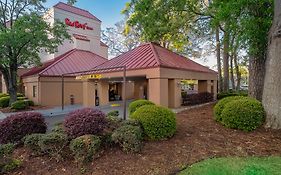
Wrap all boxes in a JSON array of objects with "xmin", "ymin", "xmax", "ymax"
[
  {"xmin": 91, "ymin": 43, "xmax": 216, "ymax": 74},
  {"xmin": 22, "ymin": 49, "xmax": 107, "ymax": 77},
  {"xmin": 54, "ymin": 2, "xmax": 101, "ymax": 22}
]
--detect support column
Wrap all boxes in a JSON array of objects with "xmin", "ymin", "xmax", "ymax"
[
  {"xmin": 134, "ymin": 80, "xmax": 145, "ymax": 99},
  {"xmin": 148, "ymin": 78, "xmax": 169, "ymax": 107},
  {"xmin": 168, "ymin": 79, "xmax": 181, "ymax": 108},
  {"xmin": 98, "ymin": 80, "xmax": 109, "ymax": 106},
  {"xmin": 82, "ymin": 80, "xmax": 95, "ymax": 107},
  {"xmin": 207, "ymin": 80, "xmax": 212, "ymax": 93},
  {"xmin": 198, "ymin": 80, "xmax": 208, "ymax": 93}
]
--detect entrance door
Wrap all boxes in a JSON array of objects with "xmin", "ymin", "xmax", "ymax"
[{"xmin": 109, "ymin": 82, "xmax": 122, "ymax": 101}]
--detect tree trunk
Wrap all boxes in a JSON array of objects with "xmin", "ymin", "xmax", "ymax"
[
  {"xmin": 216, "ymin": 28, "xmax": 223, "ymax": 93},
  {"xmin": 230, "ymin": 54, "xmax": 235, "ymax": 90},
  {"xmin": 233, "ymin": 51, "xmax": 241, "ymax": 91},
  {"xmin": 1, "ymin": 63, "xmax": 18, "ymax": 105},
  {"xmin": 248, "ymin": 55, "xmax": 266, "ymax": 101},
  {"xmin": 262, "ymin": 0, "xmax": 281, "ymax": 129},
  {"xmin": 223, "ymin": 31, "xmax": 230, "ymax": 92}
]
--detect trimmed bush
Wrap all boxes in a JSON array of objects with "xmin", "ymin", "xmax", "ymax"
[
  {"xmin": 0, "ymin": 96, "xmax": 10, "ymax": 108},
  {"xmin": 129, "ymin": 99, "xmax": 155, "ymax": 115},
  {"xmin": 38, "ymin": 133, "xmax": 68, "ymax": 160},
  {"xmin": 107, "ymin": 110, "xmax": 119, "ymax": 117},
  {"xmin": 220, "ymin": 99, "xmax": 265, "ymax": 131},
  {"xmin": 112, "ymin": 125, "xmax": 143, "ymax": 153},
  {"xmin": 214, "ymin": 96, "xmax": 247, "ymax": 122},
  {"xmin": 17, "ymin": 97, "xmax": 26, "ymax": 101},
  {"xmin": 217, "ymin": 91, "xmax": 248, "ymax": 100},
  {"xmin": 25, "ymin": 100, "xmax": 35, "ymax": 106},
  {"xmin": 182, "ymin": 92, "xmax": 214, "ymax": 106},
  {"xmin": 131, "ymin": 105, "xmax": 176, "ymax": 140},
  {"xmin": 51, "ymin": 123, "xmax": 65, "ymax": 134},
  {"xmin": 0, "ymin": 144, "xmax": 14, "ymax": 158},
  {"xmin": 70, "ymin": 135, "xmax": 101, "ymax": 164},
  {"xmin": 11, "ymin": 100, "xmax": 28, "ymax": 110},
  {"xmin": 0, "ymin": 143, "xmax": 21, "ymax": 174},
  {"xmin": 16, "ymin": 93, "xmax": 24, "ymax": 97},
  {"xmin": 64, "ymin": 108, "xmax": 107, "ymax": 139},
  {"xmin": 0, "ymin": 93, "xmax": 8, "ymax": 98},
  {"xmin": 0, "ymin": 112, "xmax": 47, "ymax": 144},
  {"xmin": 23, "ymin": 134, "xmax": 45, "ymax": 155}
]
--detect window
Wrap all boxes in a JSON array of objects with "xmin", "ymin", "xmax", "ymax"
[{"xmin": 33, "ymin": 86, "xmax": 37, "ymax": 97}]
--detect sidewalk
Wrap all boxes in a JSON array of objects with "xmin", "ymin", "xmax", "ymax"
[{"xmin": 0, "ymin": 100, "xmax": 131, "ymax": 120}]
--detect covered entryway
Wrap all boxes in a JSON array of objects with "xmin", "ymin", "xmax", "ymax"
[{"xmin": 71, "ymin": 43, "xmax": 218, "ymax": 109}]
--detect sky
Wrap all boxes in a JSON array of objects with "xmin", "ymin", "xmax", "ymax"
[
  {"xmin": 44, "ymin": 0, "xmax": 129, "ymax": 29},
  {"xmin": 44, "ymin": 0, "xmax": 216, "ymax": 69}
]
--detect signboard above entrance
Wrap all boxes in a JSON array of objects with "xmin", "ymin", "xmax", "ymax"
[
  {"xmin": 65, "ymin": 18, "xmax": 94, "ymax": 30},
  {"xmin": 76, "ymin": 74, "xmax": 102, "ymax": 80}
]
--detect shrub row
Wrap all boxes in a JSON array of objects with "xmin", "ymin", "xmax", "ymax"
[
  {"xmin": 131, "ymin": 100, "xmax": 176, "ymax": 140},
  {"xmin": 63, "ymin": 108, "xmax": 107, "ymax": 139},
  {"xmin": 0, "ymin": 93, "xmax": 34, "ymax": 109},
  {"xmin": 182, "ymin": 92, "xmax": 214, "ymax": 106},
  {"xmin": 128, "ymin": 99, "xmax": 155, "ymax": 115},
  {"xmin": 214, "ymin": 96, "xmax": 265, "ymax": 131},
  {"xmin": 0, "ymin": 112, "xmax": 47, "ymax": 144},
  {"xmin": 217, "ymin": 91, "xmax": 248, "ymax": 100}
]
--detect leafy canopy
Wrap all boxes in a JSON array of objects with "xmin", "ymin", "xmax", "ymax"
[
  {"xmin": 0, "ymin": 13, "xmax": 70, "ymax": 68},
  {"xmin": 123, "ymin": 0, "xmax": 197, "ymax": 52}
]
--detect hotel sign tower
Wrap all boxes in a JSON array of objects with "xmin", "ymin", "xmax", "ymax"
[{"xmin": 40, "ymin": 2, "xmax": 108, "ymax": 62}]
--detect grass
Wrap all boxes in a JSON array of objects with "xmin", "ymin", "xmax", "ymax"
[{"xmin": 179, "ymin": 157, "xmax": 281, "ymax": 175}]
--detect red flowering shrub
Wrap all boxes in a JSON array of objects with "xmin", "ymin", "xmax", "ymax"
[
  {"xmin": 63, "ymin": 108, "xmax": 107, "ymax": 138},
  {"xmin": 0, "ymin": 112, "xmax": 47, "ymax": 144}
]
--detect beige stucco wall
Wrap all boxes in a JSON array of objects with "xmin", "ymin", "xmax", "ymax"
[
  {"xmin": 148, "ymin": 78, "xmax": 169, "ymax": 107},
  {"xmin": 39, "ymin": 77, "xmax": 83, "ymax": 106},
  {"xmin": 22, "ymin": 76, "xmax": 40, "ymax": 104},
  {"xmin": 82, "ymin": 80, "xmax": 96, "ymax": 107},
  {"xmin": 22, "ymin": 67, "xmax": 217, "ymax": 108},
  {"xmin": 168, "ymin": 79, "xmax": 182, "ymax": 108},
  {"xmin": 23, "ymin": 76, "xmax": 83, "ymax": 106}
]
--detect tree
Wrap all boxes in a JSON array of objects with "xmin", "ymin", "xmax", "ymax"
[
  {"xmin": 67, "ymin": 0, "xmax": 77, "ymax": 6},
  {"xmin": 210, "ymin": 0, "xmax": 273, "ymax": 100},
  {"xmin": 122, "ymin": 0, "xmax": 194, "ymax": 52},
  {"xmin": 263, "ymin": 0, "xmax": 281, "ymax": 128},
  {"xmin": 0, "ymin": 0, "xmax": 70, "ymax": 104},
  {"xmin": 102, "ymin": 20, "xmax": 141, "ymax": 57}
]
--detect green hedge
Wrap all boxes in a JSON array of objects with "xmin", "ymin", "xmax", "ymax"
[
  {"xmin": 70, "ymin": 135, "xmax": 101, "ymax": 164},
  {"xmin": 217, "ymin": 91, "xmax": 248, "ymax": 100},
  {"xmin": 131, "ymin": 105, "xmax": 176, "ymax": 140},
  {"xmin": 0, "ymin": 93, "xmax": 8, "ymax": 98},
  {"xmin": 11, "ymin": 101, "xmax": 27, "ymax": 110},
  {"xmin": 214, "ymin": 96, "xmax": 247, "ymax": 122},
  {"xmin": 112, "ymin": 124, "xmax": 143, "ymax": 153},
  {"xmin": 220, "ymin": 99, "xmax": 265, "ymax": 131},
  {"xmin": 0, "ymin": 97, "xmax": 10, "ymax": 108},
  {"xmin": 129, "ymin": 99, "xmax": 155, "ymax": 115}
]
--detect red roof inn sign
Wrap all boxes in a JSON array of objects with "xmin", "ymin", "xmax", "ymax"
[{"xmin": 65, "ymin": 18, "xmax": 93, "ymax": 30}]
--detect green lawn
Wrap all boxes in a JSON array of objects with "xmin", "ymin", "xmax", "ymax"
[{"xmin": 179, "ymin": 157, "xmax": 281, "ymax": 175}]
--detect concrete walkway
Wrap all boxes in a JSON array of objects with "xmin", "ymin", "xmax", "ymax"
[{"xmin": 0, "ymin": 100, "xmax": 131, "ymax": 120}]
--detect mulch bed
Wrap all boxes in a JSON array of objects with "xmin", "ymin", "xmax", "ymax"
[{"xmin": 10, "ymin": 104, "xmax": 281, "ymax": 175}]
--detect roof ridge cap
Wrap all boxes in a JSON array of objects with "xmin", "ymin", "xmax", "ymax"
[
  {"xmin": 39, "ymin": 49, "xmax": 76, "ymax": 76},
  {"xmin": 55, "ymin": 2, "xmax": 90, "ymax": 14},
  {"xmin": 54, "ymin": 2, "xmax": 101, "ymax": 22},
  {"xmin": 149, "ymin": 43, "xmax": 161, "ymax": 66},
  {"xmin": 154, "ymin": 43, "xmax": 216, "ymax": 73}
]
